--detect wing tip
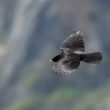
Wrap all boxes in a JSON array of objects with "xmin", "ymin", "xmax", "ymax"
[{"xmin": 72, "ymin": 29, "xmax": 84, "ymax": 36}]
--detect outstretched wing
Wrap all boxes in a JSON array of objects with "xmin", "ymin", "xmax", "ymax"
[
  {"xmin": 52, "ymin": 54, "xmax": 80, "ymax": 75},
  {"xmin": 61, "ymin": 31, "xmax": 85, "ymax": 52}
]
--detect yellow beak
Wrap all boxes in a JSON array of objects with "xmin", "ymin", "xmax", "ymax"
[{"xmin": 49, "ymin": 60, "xmax": 52, "ymax": 63}]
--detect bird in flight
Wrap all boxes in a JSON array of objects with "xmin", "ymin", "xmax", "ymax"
[{"xmin": 50, "ymin": 30, "xmax": 102, "ymax": 75}]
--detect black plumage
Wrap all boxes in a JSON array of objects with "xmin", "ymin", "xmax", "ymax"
[{"xmin": 50, "ymin": 30, "xmax": 102, "ymax": 75}]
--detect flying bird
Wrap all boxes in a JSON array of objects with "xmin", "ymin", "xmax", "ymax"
[{"xmin": 50, "ymin": 30, "xmax": 102, "ymax": 75}]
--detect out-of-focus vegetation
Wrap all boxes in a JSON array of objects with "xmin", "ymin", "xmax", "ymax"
[{"xmin": 0, "ymin": 0, "xmax": 110, "ymax": 110}]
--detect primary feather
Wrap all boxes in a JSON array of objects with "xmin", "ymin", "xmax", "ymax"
[{"xmin": 61, "ymin": 31, "xmax": 85, "ymax": 52}]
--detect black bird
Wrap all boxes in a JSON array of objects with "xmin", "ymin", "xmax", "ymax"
[{"xmin": 50, "ymin": 30, "xmax": 102, "ymax": 75}]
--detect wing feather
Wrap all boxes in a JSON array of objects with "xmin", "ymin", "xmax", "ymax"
[{"xmin": 61, "ymin": 31, "xmax": 85, "ymax": 52}]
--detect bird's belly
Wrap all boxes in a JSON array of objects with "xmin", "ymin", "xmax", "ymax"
[
  {"xmin": 53, "ymin": 62, "xmax": 76, "ymax": 75},
  {"xmin": 61, "ymin": 66, "xmax": 76, "ymax": 75}
]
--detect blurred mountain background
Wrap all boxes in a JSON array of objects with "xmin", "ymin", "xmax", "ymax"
[{"xmin": 0, "ymin": 0, "xmax": 109, "ymax": 110}]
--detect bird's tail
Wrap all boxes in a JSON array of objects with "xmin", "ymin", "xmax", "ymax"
[{"xmin": 80, "ymin": 52, "xmax": 102, "ymax": 64}]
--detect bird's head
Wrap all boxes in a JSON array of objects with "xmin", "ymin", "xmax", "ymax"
[{"xmin": 49, "ymin": 54, "xmax": 62, "ymax": 63}]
